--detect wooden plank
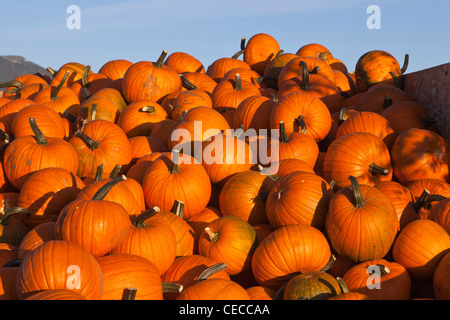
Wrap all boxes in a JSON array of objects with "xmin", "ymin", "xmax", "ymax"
[{"xmin": 403, "ymin": 62, "xmax": 450, "ymax": 139}]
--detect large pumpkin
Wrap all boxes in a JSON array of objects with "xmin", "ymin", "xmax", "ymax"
[
  {"xmin": 325, "ymin": 176, "xmax": 398, "ymax": 263},
  {"xmin": 251, "ymin": 223, "xmax": 332, "ymax": 290},
  {"xmin": 15, "ymin": 240, "xmax": 103, "ymax": 300}
]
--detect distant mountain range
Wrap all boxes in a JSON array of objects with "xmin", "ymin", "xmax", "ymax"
[{"xmin": 0, "ymin": 55, "xmax": 50, "ymax": 91}]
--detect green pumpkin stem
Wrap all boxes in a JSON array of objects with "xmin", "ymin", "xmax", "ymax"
[
  {"xmin": 389, "ymin": 72, "xmax": 402, "ymax": 89},
  {"xmin": 172, "ymin": 200, "xmax": 185, "ymax": 219},
  {"xmin": 300, "ymin": 61, "xmax": 311, "ymax": 91},
  {"xmin": 81, "ymin": 65, "xmax": 91, "ymax": 87},
  {"xmin": 94, "ymin": 163, "xmax": 104, "ymax": 181},
  {"xmin": 321, "ymin": 254, "xmax": 336, "ymax": 272},
  {"xmin": 279, "ymin": 121, "xmax": 289, "ymax": 143},
  {"xmin": 336, "ymin": 277, "xmax": 349, "ymax": 294},
  {"xmin": 133, "ymin": 206, "xmax": 161, "ymax": 228},
  {"xmin": 109, "ymin": 165, "xmax": 122, "ymax": 178},
  {"xmin": 368, "ymin": 162, "xmax": 390, "ymax": 175},
  {"xmin": 179, "ymin": 74, "xmax": 198, "ymax": 90},
  {"xmin": 401, "ymin": 54, "xmax": 409, "ymax": 74},
  {"xmin": 196, "ymin": 263, "xmax": 227, "ymax": 282},
  {"xmin": 0, "ymin": 80, "xmax": 24, "ymax": 94},
  {"xmin": 51, "ymin": 70, "xmax": 70, "ymax": 100},
  {"xmin": 46, "ymin": 67, "xmax": 57, "ymax": 77},
  {"xmin": 421, "ymin": 117, "xmax": 439, "ymax": 128},
  {"xmin": 349, "ymin": 176, "xmax": 365, "ymax": 208},
  {"xmin": 92, "ymin": 175, "xmax": 126, "ymax": 201},
  {"xmin": 121, "ymin": 288, "xmax": 137, "ymax": 300},
  {"xmin": 0, "ymin": 204, "xmax": 30, "ymax": 225},
  {"xmin": 0, "ymin": 128, "xmax": 12, "ymax": 144},
  {"xmin": 141, "ymin": 106, "xmax": 156, "ymax": 114},
  {"xmin": 75, "ymin": 131, "xmax": 99, "ymax": 150},
  {"xmin": 170, "ymin": 150, "xmax": 180, "ymax": 174},
  {"xmin": 63, "ymin": 109, "xmax": 77, "ymax": 122},
  {"xmin": 29, "ymin": 117, "xmax": 48, "ymax": 145},
  {"xmin": 234, "ymin": 73, "xmax": 243, "ymax": 91},
  {"xmin": 154, "ymin": 50, "xmax": 168, "ymax": 68},
  {"xmin": 204, "ymin": 227, "xmax": 219, "ymax": 242},
  {"xmin": 338, "ymin": 108, "xmax": 347, "ymax": 125},
  {"xmin": 2, "ymin": 259, "xmax": 23, "ymax": 268}
]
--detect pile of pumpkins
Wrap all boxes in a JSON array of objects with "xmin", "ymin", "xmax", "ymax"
[{"xmin": 0, "ymin": 32, "xmax": 448, "ymax": 300}]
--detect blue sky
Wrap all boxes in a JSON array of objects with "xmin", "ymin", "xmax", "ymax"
[{"xmin": 1, "ymin": 0, "xmax": 449, "ymax": 75}]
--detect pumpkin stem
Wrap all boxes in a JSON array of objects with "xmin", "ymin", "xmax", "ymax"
[
  {"xmin": 300, "ymin": 61, "xmax": 311, "ymax": 91},
  {"xmin": 109, "ymin": 165, "xmax": 122, "ymax": 178},
  {"xmin": 401, "ymin": 54, "xmax": 409, "ymax": 74},
  {"xmin": 295, "ymin": 115, "xmax": 307, "ymax": 134},
  {"xmin": 204, "ymin": 227, "xmax": 219, "ymax": 242},
  {"xmin": 274, "ymin": 49, "xmax": 285, "ymax": 59},
  {"xmin": 92, "ymin": 175, "xmax": 126, "ymax": 201},
  {"xmin": 0, "ymin": 80, "xmax": 24, "ymax": 94},
  {"xmin": 81, "ymin": 65, "xmax": 91, "ymax": 87},
  {"xmin": 421, "ymin": 117, "xmax": 439, "ymax": 128},
  {"xmin": 338, "ymin": 108, "xmax": 348, "ymax": 125},
  {"xmin": 340, "ymin": 91, "xmax": 351, "ymax": 99},
  {"xmin": 349, "ymin": 176, "xmax": 365, "ymax": 208},
  {"xmin": 369, "ymin": 264, "xmax": 391, "ymax": 275},
  {"xmin": 368, "ymin": 162, "xmax": 390, "ymax": 175},
  {"xmin": 321, "ymin": 254, "xmax": 336, "ymax": 272},
  {"xmin": 179, "ymin": 74, "xmax": 198, "ymax": 90},
  {"xmin": 279, "ymin": 121, "xmax": 289, "ymax": 143},
  {"xmin": 413, "ymin": 189, "xmax": 430, "ymax": 213},
  {"xmin": 141, "ymin": 106, "xmax": 156, "ymax": 114},
  {"xmin": 231, "ymin": 37, "xmax": 246, "ymax": 59},
  {"xmin": 29, "ymin": 117, "xmax": 48, "ymax": 145},
  {"xmin": 196, "ymin": 263, "xmax": 227, "ymax": 282},
  {"xmin": 121, "ymin": 288, "xmax": 137, "ymax": 300},
  {"xmin": 336, "ymin": 277, "xmax": 349, "ymax": 293},
  {"xmin": 89, "ymin": 103, "xmax": 97, "ymax": 121},
  {"xmin": 154, "ymin": 50, "xmax": 168, "ymax": 68},
  {"xmin": 162, "ymin": 282, "xmax": 184, "ymax": 294},
  {"xmin": 0, "ymin": 127, "xmax": 13, "ymax": 144},
  {"xmin": 172, "ymin": 200, "xmax": 185, "ymax": 219},
  {"xmin": 46, "ymin": 67, "xmax": 57, "ymax": 77},
  {"xmin": 383, "ymin": 96, "xmax": 393, "ymax": 109},
  {"xmin": 170, "ymin": 150, "xmax": 180, "ymax": 174},
  {"xmin": 0, "ymin": 206, "xmax": 30, "ymax": 226},
  {"xmin": 234, "ymin": 73, "xmax": 243, "ymax": 91},
  {"xmin": 133, "ymin": 206, "xmax": 161, "ymax": 228},
  {"xmin": 75, "ymin": 131, "xmax": 99, "ymax": 150},
  {"xmin": 178, "ymin": 110, "xmax": 188, "ymax": 123},
  {"xmin": 389, "ymin": 72, "xmax": 402, "ymax": 89},
  {"xmin": 51, "ymin": 70, "xmax": 70, "ymax": 100},
  {"xmin": 63, "ymin": 109, "xmax": 77, "ymax": 122},
  {"xmin": 94, "ymin": 163, "xmax": 104, "ymax": 181}
]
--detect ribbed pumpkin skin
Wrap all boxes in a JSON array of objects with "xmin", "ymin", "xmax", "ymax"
[
  {"xmin": 17, "ymin": 221, "xmax": 57, "ymax": 259},
  {"xmin": 392, "ymin": 219, "xmax": 450, "ymax": 280},
  {"xmin": 391, "ymin": 128, "xmax": 448, "ymax": 185},
  {"xmin": 283, "ymin": 271, "xmax": 342, "ymax": 300},
  {"xmin": 3, "ymin": 135, "xmax": 79, "ymax": 190},
  {"xmin": 266, "ymin": 171, "xmax": 333, "ymax": 230},
  {"xmin": 56, "ymin": 199, "xmax": 131, "ymax": 258},
  {"xmin": 323, "ymin": 132, "xmax": 393, "ymax": 190},
  {"xmin": 111, "ymin": 214, "xmax": 177, "ymax": 276},
  {"xmin": 162, "ymin": 254, "xmax": 231, "ymax": 299},
  {"xmin": 233, "ymin": 95, "xmax": 275, "ymax": 132},
  {"xmin": 206, "ymin": 57, "xmax": 251, "ymax": 83},
  {"xmin": 296, "ymin": 43, "xmax": 334, "ymax": 60},
  {"xmin": 68, "ymin": 119, "xmax": 132, "ymax": 179},
  {"xmin": 198, "ymin": 216, "xmax": 257, "ymax": 276},
  {"xmin": 18, "ymin": 167, "xmax": 85, "ymax": 229},
  {"xmin": 433, "ymin": 251, "xmax": 450, "ymax": 300},
  {"xmin": 406, "ymin": 179, "xmax": 450, "ymax": 219},
  {"xmin": 176, "ymin": 278, "xmax": 250, "ymax": 300},
  {"xmin": 219, "ymin": 170, "xmax": 275, "ymax": 225},
  {"xmin": 24, "ymin": 289, "xmax": 87, "ymax": 300},
  {"xmin": 142, "ymin": 154, "xmax": 211, "ymax": 220},
  {"xmin": 15, "ymin": 240, "xmax": 103, "ymax": 300},
  {"xmin": 356, "ymin": 85, "xmax": 414, "ymax": 114},
  {"xmin": 354, "ymin": 50, "xmax": 402, "ymax": 92},
  {"xmin": 428, "ymin": 198, "xmax": 450, "ymax": 235},
  {"xmin": 325, "ymin": 181, "xmax": 398, "ymax": 263},
  {"xmin": 243, "ymin": 33, "xmax": 280, "ymax": 75},
  {"xmin": 246, "ymin": 286, "xmax": 276, "ymax": 300},
  {"xmin": 163, "ymin": 51, "xmax": 205, "ymax": 74},
  {"xmin": 97, "ymin": 254, "xmax": 163, "ymax": 300},
  {"xmin": 122, "ymin": 60, "xmax": 182, "ymax": 104},
  {"xmin": 270, "ymin": 92, "xmax": 332, "ymax": 142},
  {"xmin": 98, "ymin": 59, "xmax": 133, "ymax": 81},
  {"xmin": 342, "ymin": 259, "xmax": 411, "ymax": 300},
  {"xmin": 251, "ymin": 224, "xmax": 331, "ymax": 290}
]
